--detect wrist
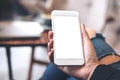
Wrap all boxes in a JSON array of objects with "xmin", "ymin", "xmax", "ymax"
[
  {"xmin": 75, "ymin": 63, "xmax": 99, "ymax": 80},
  {"xmin": 86, "ymin": 64, "xmax": 100, "ymax": 80}
]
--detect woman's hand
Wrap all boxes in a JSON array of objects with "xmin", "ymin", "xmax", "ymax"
[{"xmin": 48, "ymin": 24, "xmax": 100, "ymax": 80}]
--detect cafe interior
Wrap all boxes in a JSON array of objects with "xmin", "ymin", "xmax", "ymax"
[{"xmin": 0, "ymin": 0, "xmax": 120, "ymax": 80}]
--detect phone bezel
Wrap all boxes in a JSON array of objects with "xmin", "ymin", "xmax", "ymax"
[{"xmin": 51, "ymin": 10, "xmax": 84, "ymax": 65}]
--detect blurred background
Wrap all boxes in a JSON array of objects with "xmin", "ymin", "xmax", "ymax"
[{"xmin": 0, "ymin": 0, "xmax": 120, "ymax": 80}]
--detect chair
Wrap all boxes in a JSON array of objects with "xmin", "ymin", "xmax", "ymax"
[
  {"xmin": 27, "ymin": 45, "xmax": 49, "ymax": 80},
  {"xmin": 27, "ymin": 30, "xmax": 50, "ymax": 80}
]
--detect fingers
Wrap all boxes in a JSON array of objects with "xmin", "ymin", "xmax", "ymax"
[
  {"xmin": 48, "ymin": 31, "xmax": 54, "ymax": 62},
  {"xmin": 48, "ymin": 39, "xmax": 53, "ymax": 51},
  {"xmin": 48, "ymin": 49, "xmax": 54, "ymax": 62},
  {"xmin": 48, "ymin": 31, "xmax": 54, "ymax": 51},
  {"xmin": 48, "ymin": 31, "xmax": 53, "ymax": 40}
]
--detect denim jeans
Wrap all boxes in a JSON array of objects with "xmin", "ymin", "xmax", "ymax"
[{"xmin": 41, "ymin": 33, "xmax": 120, "ymax": 80}]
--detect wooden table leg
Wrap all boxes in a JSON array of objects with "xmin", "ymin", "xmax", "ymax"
[
  {"xmin": 27, "ymin": 46, "xmax": 35, "ymax": 80},
  {"xmin": 6, "ymin": 46, "xmax": 13, "ymax": 80}
]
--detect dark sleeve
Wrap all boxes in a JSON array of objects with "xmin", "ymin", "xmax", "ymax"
[{"xmin": 90, "ymin": 65, "xmax": 120, "ymax": 80}]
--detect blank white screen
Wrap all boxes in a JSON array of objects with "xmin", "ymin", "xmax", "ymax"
[{"xmin": 53, "ymin": 16, "xmax": 83, "ymax": 59}]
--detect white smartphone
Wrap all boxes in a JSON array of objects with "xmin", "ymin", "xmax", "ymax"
[{"xmin": 51, "ymin": 10, "xmax": 84, "ymax": 65}]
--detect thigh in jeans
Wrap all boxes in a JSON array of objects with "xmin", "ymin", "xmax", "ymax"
[{"xmin": 41, "ymin": 63, "xmax": 69, "ymax": 80}]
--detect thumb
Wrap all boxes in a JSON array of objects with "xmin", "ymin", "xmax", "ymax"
[
  {"xmin": 81, "ymin": 24, "xmax": 98, "ymax": 63},
  {"xmin": 81, "ymin": 24, "xmax": 90, "ymax": 40}
]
